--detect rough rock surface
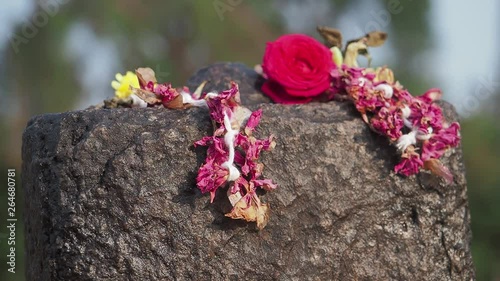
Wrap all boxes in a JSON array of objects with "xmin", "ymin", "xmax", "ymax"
[{"xmin": 23, "ymin": 64, "xmax": 475, "ymax": 280}]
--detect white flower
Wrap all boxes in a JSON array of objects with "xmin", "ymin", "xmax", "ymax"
[
  {"xmin": 401, "ymin": 105, "xmax": 413, "ymax": 128},
  {"xmin": 180, "ymin": 91, "xmax": 207, "ymax": 107},
  {"xmin": 416, "ymin": 127, "xmax": 433, "ymax": 141},
  {"xmin": 221, "ymin": 112, "xmax": 241, "ymax": 182},
  {"xmin": 222, "ymin": 164, "xmax": 241, "ymax": 181},
  {"xmin": 396, "ymin": 130, "xmax": 417, "ymax": 151},
  {"xmin": 358, "ymin": 77, "xmax": 368, "ymax": 87},
  {"xmin": 205, "ymin": 92, "xmax": 219, "ymax": 99},
  {"xmin": 130, "ymin": 94, "xmax": 148, "ymax": 108},
  {"xmin": 401, "ymin": 105, "xmax": 411, "ymax": 119},
  {"xmin": 375, "ymin": 83, "xmax": 393, "ymax": 99}
]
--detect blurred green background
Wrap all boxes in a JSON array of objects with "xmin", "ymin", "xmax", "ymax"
[{"xmin": 0, "ymin": 0, "xmax": 498, "ymax": 280}]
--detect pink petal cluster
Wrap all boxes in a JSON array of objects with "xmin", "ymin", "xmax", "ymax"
[
  {"xmin": 331, "ymin": 65, "xmax": 461, "ymax": 181},
  {"xmin": 194, "ymin": 136, "xmax": 229, "ymax": 201},
  {"xmin": 135, "ymin": 70, "xmax": 206, "ymax": 109},
  {"xmin": 144, "ymin": 81, "xmax": 179, "ymax": 105},
  {"xmin": 195, "ymin": 82, "xmax": 277, "ymax": 229},
  {"xmin": 205, "ymin": 83, "xmax": 241, "ymax": 124}
]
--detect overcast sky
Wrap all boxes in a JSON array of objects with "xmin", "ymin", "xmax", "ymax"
[{"xmin": 430, "ymin": 0, "xmax": 498, "ymax": 115}]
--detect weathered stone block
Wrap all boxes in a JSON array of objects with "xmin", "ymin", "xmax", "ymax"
[{"xmin": 22, "ymin": 64, "xmax": 475, "ymax": 280}]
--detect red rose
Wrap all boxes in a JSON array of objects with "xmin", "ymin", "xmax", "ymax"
[{"xmin": 261, "ymin": 34, "xmax": 335, "ymax": 104}]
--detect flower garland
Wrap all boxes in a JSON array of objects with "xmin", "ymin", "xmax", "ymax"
[
  {"xmin": 331, "ymin": 65, "xmax": 460, "ymax": 181},
  {"xmin": 195, "ymin": 82, "xmax": 276, "ymax": 229},
  {"xmin": 258, "ymin": 29, "xmax": 461, "ymax": 182},
  {"xmin": 110, "ymin": 68, "xmax": 276, "ymax": 229},
  {"xmin": 108, "ymin": 27, "xmax": 461, "ymax": 229}
]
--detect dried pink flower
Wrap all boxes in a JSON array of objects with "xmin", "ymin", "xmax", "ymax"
[
  {"xmin": 245, "ymin": 109, "xmax": 263, "ymax": 135},
  {"xmin": 394, "ymin": 146, "xmax": 424, "ymax": 176},
  {"xmin": 333, "ymin": 63, "xmax": 461, "ymax": 180},
  {"xmin": 206, "ymin": 82, "xmax": 241, "ymax": 124},
  {"xmin": 421, "ymin": 122, "xmax": 461, "ymax": 161},
  {"xmin": 195, "ymin": 82, "xmax": 277, "ymax": 229},
  {"xmin": 370, "ymin": 106, "xmax": 404, "ymax": 141}
]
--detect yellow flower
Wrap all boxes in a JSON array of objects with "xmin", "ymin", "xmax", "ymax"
[{"xmin": 111, "ymin": 71, "xmax": 140, "ymax": 99}]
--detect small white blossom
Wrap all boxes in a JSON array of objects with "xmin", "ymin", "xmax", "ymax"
[
  {"xmin": 358, "ymin": 77, "xmax": 368, "ymax": 87},
  {"xmin": 222, "ymin": 164, "xmax": 241, "ymax": 181},
  {"xmin": 205, "ymin": 92, "xmax": 219, "ymax": 99},
  {"xmin": 221, "ymin": 112, "xmax": 241, "ymax": 181},
  {"xmin": 130, "ymin": 94, "xmax": 148, "ymax": 108},
  {"xmin": 180, "ymin": 91, "xmax": 207, "ymax": 107},
  {"xmin": 396, "ymin": 130, "xmax": 417, "ymax": 151},
  {"xmin": 401, "ymin": 105, "xmax": 411, "ymax": 119},
  {"xmin": 401, "ymin": 105, "xmax": 413, "ymax": 128},
  {"xmin": 375, "ymin": 83, "xmax": 393, "ymax": 99},
  {"xmin": 417, "ymin": 127, "xmax": 433, "ymax": 141}
]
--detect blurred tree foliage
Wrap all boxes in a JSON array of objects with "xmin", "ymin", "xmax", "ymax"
[
  {"xmin": 1, "ymin": 0, "xmax": 498, "ymax": 280},
  {"xmin": 463, "ymin": 115, "xmax": 500, "ymax": 281}
]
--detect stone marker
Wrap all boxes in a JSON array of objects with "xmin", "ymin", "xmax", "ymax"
[{"xmin": 22, "ymin": 63, "xmax": 475, "ymax": 280}]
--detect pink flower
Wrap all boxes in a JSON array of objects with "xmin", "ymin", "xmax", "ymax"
[
  {"xmin": 195, "ymin": 136, "xmax": 227, "ymax": 158},
  {"xmin": 394, "ymin": 147, "xmax": 424, "ymax": 176},
  {"xmin": 234, "ymin": 134, "xmax": 274, "ymax": 180},
  {"xmin": 261, "ymin": 81, "xmax": 313, "ymax": 104},
  {"xmin": 419, "ymin": 88, "xmax": 442, "ymax": 103},
  {"xmin": 343, "ymin": 65, "xmax": 365, "ymax": 78},
  {"xmin": 195, "ymin": 82, "xmax": 277, "ymax": 225},
  {"xmin": 196, "ymin": 158, "xmax": 229, "ymax": 202},
  {"xmin": 421, "ymin": 122, "xmax": 460, "ymax": 161},
  {"xmin": 328, "ymin": 68, "xmax": 345, "ymax": 97},
  {"xmin": 334, "ymin": 63, "xmax": 460, "ymax": 180},
  {"xmin": 206, "ymin": 82, "xmax": 241, "ymax": 124},
  {"xmin": 195, "ymin": 136, "xmax": 229, "ymax": 202},
  {"xmin": 253, "ymin": 179, "xmax": 278, "ymax": 191},
  {"xmin": 145, "ymin": 82, "xmax": 179, "ymax": 105},
  {"xmin": 370, "ymin": 107, "xmax": 404, "ymax": 141},
  {"xmin": 354, "ymin": 93, "xmax": 385, "ymax": 114},
  {"xmin": 229, "ymin": 176, "xmax": 248, "ymax": 195},
  {"xmin": 435, "ymin": 122, "xmax": 461, "ymax": 147},
  {"xmin": 408, "ymin": 99, "xmax": 444, "ymax": 130},
  {"xmin": 262, "ymin": 34, "xmax": 335, "ymax": 103},
  {"xmin": 393, "ymin": 89, "xmax": 413, "ymax": 103},
  {"xmin": 245, "ymin": 109, "xmax": 263, "ymax": 135}
]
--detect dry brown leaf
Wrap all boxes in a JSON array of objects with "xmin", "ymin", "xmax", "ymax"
[
  {"xmin": 344, "ymin": 31, "xmax": 387, "ymax": 67},
  {"xmin": 372, "ymin": 66, "xmax": 395, "ymax": 84},
  {"xmin": 136, "ymin": 67, "xmax": 157, "ymax": 88},
  {"xmin": 226, "ymin": 197, "xmax": 256, "ymax": 220},
  {"xmin": 132, "ymin": 88, "xmax": 162, "ymax": 104},
  {"xmin": 226, "ymin": 194, "xmax": 270, "ymax": 230},
  {"xmin": 347, "ymin": 31, "xmax": 387, "ymax": 48},
  {"xmin": 255, "ymin": 203, "xmax": 270, "ymax": 230},
  {"xmin": 344, "ymin": 41, "xmax": 368, "ymax": 67},
  {"xmin": 192, "ymin": 80, "xmax": 208, "ymax": 99},
  {"xmin": 317, "ymin": 26, "xmax": 343, "ymax": 48},
  {"xmin": 424, "ymin": 159, "xmax": 454, "ymax": 184},
  {"xmin": 164, "ymin": 94, "xmax": 185, "ymax": 109},
  {"xmin": 364, "ymin": 31, "xmax": 388, "ymax": 47}
]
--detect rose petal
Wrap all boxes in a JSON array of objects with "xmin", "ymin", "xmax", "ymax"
[{"xmin": 262, "ymin": 80, "xmax": 313, "ymax": 104}]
